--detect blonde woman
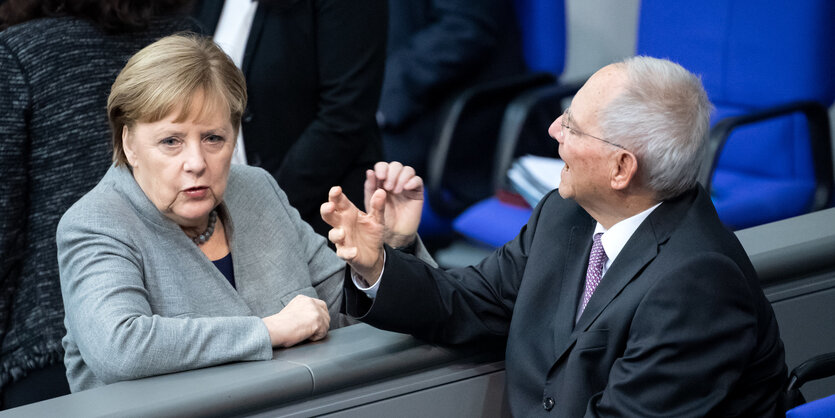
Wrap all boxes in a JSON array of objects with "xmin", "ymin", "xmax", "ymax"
[{"xmin": 57, "ymin": 34, "xmax": 426, "ymax": 392}]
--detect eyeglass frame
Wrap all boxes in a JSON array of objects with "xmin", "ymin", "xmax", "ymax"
[{"xmin": 559, "ymin": 109, "xmax": 629, "ymax": 152}]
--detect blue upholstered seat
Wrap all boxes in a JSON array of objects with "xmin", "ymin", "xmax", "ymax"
[
  {"xmin": 638, "ymin": 0, "xmax": 835, "ymax": 230},
  {"xmin": 514, "ymin": 0, "xmax": 565, "ymax": 75},
  {"xmin": 452, "ymin": 196, "xmax": 533, "ymax": 248},
  {"xmin": 787, "ymin": 394, "xmax": 835, "ymax": 418},
  {"xmin": 453, "ymin": 0, "xmax": 835, "ymax": 249},
  {"xmin": 418, "ymin": 0, "xmax": 566, "ymax": 242}
]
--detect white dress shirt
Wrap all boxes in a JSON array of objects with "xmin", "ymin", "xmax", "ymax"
[
  {"xmin": 575, "ymin": 202, "xmax": 661, "ymax": 321},
  {"xmin": 213, "ymin": 0, "xmax": 258, "ymax": 165}
]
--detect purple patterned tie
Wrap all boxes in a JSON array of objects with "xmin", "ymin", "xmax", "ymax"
[{"xmin": 579, "ymin": 233, "xmax": 607, "ymax": 316}]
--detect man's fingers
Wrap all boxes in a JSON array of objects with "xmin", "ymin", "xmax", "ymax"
[
  {"xmin": 363, "ymin": 169, "xmax": 376, "ymax": 210},
  {"xmin": 384, "ymin": 161, "xmax": 404, "ymax": 190},
  {"xmin": 320, "ymin": 201, "xmax": 338, "ymax": 226},
  {"xmin": 320, "ymin": 201, "xmax": 336, "ymax": 215},
  {"xmin": 329, "ymin": 185, "xmax": 359, "ymax": 212},
  {"xmin": 328, "ymin": 228, "xmax": 345, "ymax": 245},
  {"xmin": 328, "ymin": 186, "xmax": 342, "ymax": 202},
  {"xmin": 394, "ymin": 165, "xmax": 416, "ymax": 193},
  {"xmin": 335, "ymin": 246, "xmax": 358, "ymax": 261},
  {"xmin": 367, "ymin": 188, "xmax": 387, "ymax": 225},
  {"xmin": 374, "ymin": 161, "xmax": 388, "ymax": 183},
  {"xmin": 404, "ymin": 175, "xmax": 424, "ymax": 192}
]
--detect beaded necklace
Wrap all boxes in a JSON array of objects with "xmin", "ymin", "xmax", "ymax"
[{"xmin": 191, "ymin": 209, "xmax": 218, "ymax": 245}]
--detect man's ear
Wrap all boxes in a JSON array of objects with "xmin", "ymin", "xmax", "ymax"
[
  {"xmin": 610, "ymin": 150, "xmax": 638, "ymax": 191},
  {"xmin": 122, "ymin": 125, "xmax": 137, "ymax": 168}
]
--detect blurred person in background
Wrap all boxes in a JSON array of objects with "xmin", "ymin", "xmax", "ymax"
[
  {"xmin": 379, "ymin": 0, "xmax": 526, "ymax": 175},
  {"xmin": 190, "ymin": 0, "xmax": 387, "ymax": 237},
  {"xmin": 0, "ymin": 0, "xmax": 195, "ymax": 408}
]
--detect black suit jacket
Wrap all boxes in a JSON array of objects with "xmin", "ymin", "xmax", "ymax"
[
  {"xmin": 192, "ymin": 0, "xmax": 386, "ymax": 235},
  {"xmin": 345, "ymin": 186, "xmax": 787, "ymax": 416},
  {"xmin": 379, "ymin": 0, "xmax": 527, "ymax": 178},
  {"xmin": 381, "ymin": 0, "xmax": 525, "ymax": 129}
]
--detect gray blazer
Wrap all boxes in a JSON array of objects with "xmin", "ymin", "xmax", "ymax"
[{"xmin": 57, "ymin": 164, "xmax": 350, "ymax": 392}]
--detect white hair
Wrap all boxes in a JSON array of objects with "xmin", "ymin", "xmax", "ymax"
[{"xmin": 599, "ymin": 56, "xmax": 712, "ymax": 201}]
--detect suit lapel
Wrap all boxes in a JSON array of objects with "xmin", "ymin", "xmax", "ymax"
[
  {"xmin": 572, "ymin": 191, "xmax": 695, "ymax": 336},
  {"xmin": 552, "ymin": 221, "xmax": 595, "ymax": 356},
  {"xmin": 549, "ymin": 190, "xmax": 696, "ymax": 363},
  {"xmin": 573, "ymin": 224, "xmax": 660, "ymax": 332},
  {"xmin": 242, "ymin": 4, "xmax": 267, "ymax": 76}
]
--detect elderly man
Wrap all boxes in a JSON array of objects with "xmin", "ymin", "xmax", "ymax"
[{"xmin": 322, "ymin": 56, "xmax": 787, "ymax": 416}]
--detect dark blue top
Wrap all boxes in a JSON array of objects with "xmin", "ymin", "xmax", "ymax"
[{"xmin": 212, "ymin": 253, "xmax": 235, "ymax": 289}]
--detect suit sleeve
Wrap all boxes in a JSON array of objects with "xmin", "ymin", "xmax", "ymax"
[
  {"xmin": 56, "ymin": 212, "xmax": 273, "ymax": 385},
  {"xmin": 275, "ymin": 0, "xmax": 386, "ymax": 219},
  {"xmin": 0, "ymin": 40, "xmax": 30, "ymax": 345},
  {"xmin": 587, "ymin": 254, "xmax": 759, "ymax": 417},
  {"xmin": 343, "ymin": 189, "xmax": 555, "ymax": 344},
  {"xmin": 379, "ymin": 0, "xmax": 507, "ymax": 128}
]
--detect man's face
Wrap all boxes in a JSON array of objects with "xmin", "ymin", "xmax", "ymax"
[{"xmin": 548, "ymin": 65, "xmax": 627, "ymax": 208}]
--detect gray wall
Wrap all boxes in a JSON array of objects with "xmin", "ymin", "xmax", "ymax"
[{"xmin": 562, "ymin": 0, "xmax": 640, "ymax": 82}]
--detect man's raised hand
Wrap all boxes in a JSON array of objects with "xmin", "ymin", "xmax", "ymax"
[
  {"xmin": 321, "ymin": 186, "xmax": 386, "ymax": 284},
  {"xmin": 363, "ymin": 162, "xmax": 424, "ymax": 249}
]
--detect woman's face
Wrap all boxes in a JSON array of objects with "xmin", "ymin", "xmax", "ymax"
[{"xmin": 123, "ymin": 95, "xmax": 235, "ymax": 229}]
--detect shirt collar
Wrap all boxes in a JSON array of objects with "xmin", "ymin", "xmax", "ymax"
[{"xmin": 594, "ymin": 202, "xmax": 662, "ymax": 267}]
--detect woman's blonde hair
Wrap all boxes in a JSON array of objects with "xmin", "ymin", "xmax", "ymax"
[{"xmin": 108, "ymin": 33, "xmax": 247, "ymax": 166}]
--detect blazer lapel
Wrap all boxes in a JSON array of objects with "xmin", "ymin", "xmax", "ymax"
[
  {"xmin": 225, "ymin": 209, "xmax": 268, "ymax": 314},
  {"xmin": 109, "ymin": 164, "xmax": 253, "ymax": 314},
  {"xmin": 552, "ymin": 221, "xmax": 595, "ymax": 355}
]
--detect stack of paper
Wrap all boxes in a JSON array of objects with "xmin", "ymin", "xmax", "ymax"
[{"xmin": 507, "ymin": 155, "xmax": 565, "ymax": 207}]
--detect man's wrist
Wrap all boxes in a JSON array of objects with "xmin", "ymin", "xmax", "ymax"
[
  {"xmin": 355, "ymin": 247, "xmax": 386, "ymax": 286},
  {"xmin": 352, "ymin": 249, "xmax": 386, "ymax": 298},
  {"xmin": 368, "ymin": 248, "xmax": 386, "ymax": 282},
  {"xmin": 394, "ymin": 237, "xmax": 417, "ymax": 254},
  {"xmin": 388, "ymin": 233, "xmax": 416, "ymax": 251}
]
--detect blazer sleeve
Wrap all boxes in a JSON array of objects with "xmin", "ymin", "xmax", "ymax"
[
  {"xmin": 343, "ymin": 189, "xmax": 554, "ymax": 344},
  {"xmin": 379, "ymin": 0, "xmax": 507, "ymax": 128},
  {"xmin": 260, "ymin": 169, "xmax": 356, "ymax": 328},
  {"xmin": 275, "ymin": 0, "xmax": 386, "ymax": 219},
  {"xmin": 0, "ymin": 40, "xmax": 30, "ymax": 342},
  {"xmin": 587, "ymin": 254, "xmax": 760, "ymax": 417},
  {"xmin": 56, "ymin": 210, "xmax": 273, "ymax": 385}
]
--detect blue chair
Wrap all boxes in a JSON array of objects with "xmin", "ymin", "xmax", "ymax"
[
  {"xmin": 450, "ymin": 72, "xmax": 586, "ymax": 248},
  {"xmin": 420, "ymin": 0, "xmax": 566, "ymax": 244},
  {"xmin": 786, "ymin": 352, "xmax": 835, "ymax": 417},
  {"xmin": 788, "ymin": 395, "xmax": 835, "ymax": 418},
  {"xmin": 455, "ymin": 0, "xmax": 835, "ymax": 249},
  {"xmin": 637, "ymin": 0, "xmax": 835, "ymax": 230}
]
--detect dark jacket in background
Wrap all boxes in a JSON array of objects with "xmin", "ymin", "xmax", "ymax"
[
  {"xmin": 0, "ymin": 15, "xmax": 196, "ymax": 404},
  {"xmin": 191, "ymin": 0, "xmax": 387, "ymax": 236},
  {"xmin": 380, "ymin": 0, "xmax": 527, "ymax": 175}
]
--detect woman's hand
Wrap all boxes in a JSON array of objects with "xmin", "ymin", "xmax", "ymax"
[
  {"xmin": 363, "ymin": 162, "xmax": 423, "ymax": 249},
  {"xmin": 262, "ymin": 295, "xmax": 330, "ymax": 348}
]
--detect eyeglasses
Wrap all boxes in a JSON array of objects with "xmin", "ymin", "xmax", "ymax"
[{"xmin": 559, "ymin": 110, "xmax": 628, "ymax": 151}]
